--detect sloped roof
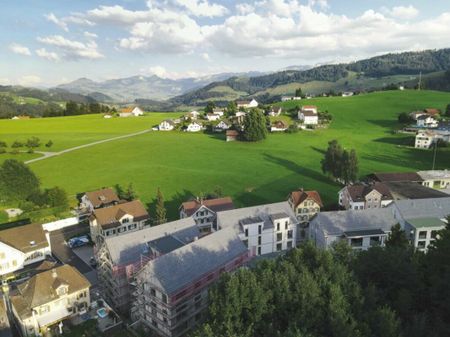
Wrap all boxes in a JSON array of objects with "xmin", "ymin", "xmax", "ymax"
[
  {"xmin": 311, "ymin": 208, "xmax": 397, "ymax": 236},
  {"xmin": 104, "ymin": 217, "xmax": 199, "ymax": 265},
  {"xmin": 424, "ymin": 108, "xmax": 440, "ymax": 115},
  {"xmin": 0, "ymin": 223, "xmax": 49, "ymax": 254},
  {"xmin": 345, "ymin": 183, "xmax": 393, "ymax": 202},
  {"xmin": 385, "ymin": 181, "xmax": 449, "ymax": 200},
  {"xmin": 85, "ymin": 188, "xmax": 119, "ymax": 208},
  {"xmin": 417, "ymin": 170, "xmax": 450, "ymax": 181},
  {"xmin": 121, "ymin": 107, "xmax": 134, "ymax": 113},
  {"xmin": 369, "ymin": 172, "xmax": 423, "ymax": 183},
  {"xmin": 180, "ymin": 197, "xmax": 235, "ymax": 217},
  {"xmin": 392, "ymin": 197, "xmax": 450, "ymax": 219},
  {"xmin": 91, "ymin": 200, "xmax": 149, "ymax": 229},
  {"xmin": 290, "ymin": 190, "xmax": 323, "ymax": 207},
  {"xmin": 11, "ymin": 265, "xmax": 90, "ymax": 319},
  {"xmin": 138, "ymin": 227, "xmax": 247, "ymax": 295}
]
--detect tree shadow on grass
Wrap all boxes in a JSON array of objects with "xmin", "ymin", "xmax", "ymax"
[
  {"xmin": 310, "ymin": 146, "xmax": 326, "ymax": 155},
  {"xmin": 373, "ymin": 136, "xmax": 415, "ymax": 146},
  {"xmin": 366, "ymin": 119, "xmax": 399, "ymax": 133},
  {"xmin": 206, "ymin": 132, "xmax": 226, "ymax": 142}
]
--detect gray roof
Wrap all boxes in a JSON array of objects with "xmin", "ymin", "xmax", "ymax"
[
  {"xmin": 417, "ymin": 170, "xmax": 450, "ymax": 181},
  {"xmin": 311, "ymin": 208, "xmax": 398, "ymax": 236},
  {"xmin": 104, "ymin": 218, "xmax": 199, "ymax": 265},
  {"xmin": 392, "ymin": 197, "xmax": 450, "ymax": 220},
  {"xmin": 148, "ymin": 235, "xmax": 185, "ymax": 255},
  {"xmin": 217, "ymin": 201, "xmax": 298, "ymax": 233},
  {"xmin": 138, "ymin": 227, "xmax": 247, "ymax": 295},
  {"xmin": 385, "ymin": 181, "xmax": 449, "ymax": 200}
]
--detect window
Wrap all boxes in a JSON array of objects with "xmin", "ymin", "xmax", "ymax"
[
  {"xmin": 287, "ymin": 230, "xmax": 293, "ymax": 239},
  {"xmin": 258, "ymin": 225, "xmax": 262, "ymax": 234},
  {"xmin": 370, "ymin": 236, "xmax": 380, "ymax": 246},
  {"xmin": 277, "ymin": 223, "xmax": 280, "ymax": 231},
  {"xmin": 258, "ymin": 236, "xmax": 261, "ymax": 245},
  {"xmin": 12, "ymin": 260, "xmax": 17, "ymax": 267},
  {"xmin": 258, "ymin": 247, "xmax": 261, "ymax": 255},
  {"xmin": 287, "ymin": 241, "xmax": 293, "ymax": 249},
  {"xmin": 418, "ymin": 231, "xmax": 427, "ymax": 240},
  {"xmin": 285, "ymin": 221, "xmax": 288, "ymax": 229},
  {"xmin": 242, "ymin": 240, "xmax": 248, "ymax": 248},
  {"xmin": 431, "ymin": 230, "xmax": 438, "ymax": 239},
  {"xmin": 40, "ymin": 306, "xmax": 50, "ymax": 315},
  {"xmin": 276, "ymin": 243, "xmax": 282, "ymax": 251},
  {"xmin": 122, "ymin": 218, "xmax": 130, "ymax": 224},
  {"xmin": 350, "ymin": 238, "xmax": 363, "ymax": 247},
  {"xmin": 57, "ymin": 286, "xmax": 67, "ymax": 296},
  {"xmin": 277, "ymin": 233, "xmax": 282, "ymax": 242},
  {"xmin": 245, "ymin": 228, "xmax": 248, "ymax": 237},
  {"xmin": 417, "ymin": 241, "xmax": 426, "ymax": 249},
  {"xmin": 150, "ymin": 288, "xmax": 156, "ymax": 297},
  {"xmin": 162, "ymin": 294, "xmax": 168, "ymax": 304}
]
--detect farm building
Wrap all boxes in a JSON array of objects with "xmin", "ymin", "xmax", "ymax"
[
  {"xmin": 226, "ymin": 130, "xmax": 239, "ymax": 141},
  {"xmin": 119, "ymin": 107, "xmax": 144, "ymax": 117}
]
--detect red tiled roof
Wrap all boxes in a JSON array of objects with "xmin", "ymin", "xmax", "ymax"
[
  {"xmin": 289, "ymin": 190, "xmax": 323, "ymax": 207},
  {"xmin": 180, "ymin": 197, "xmax": 235, "ymax": 217}
]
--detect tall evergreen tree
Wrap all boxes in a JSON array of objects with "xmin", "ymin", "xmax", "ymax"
[
  {"xmin": 155, "ymin": 188, "xmax": 167, "ymax": 225},
  {"xmin": 0, "ymin": 159, "xmax": 40, "ymax": 201},
  {"xmin": 321, "ymin": 140, "xmax": 343, "ymax": 180},
  {"xmin": 242, "ymin": 109, "xmax": 268, "ymax": 142},
  {"xmin": 348, "ymin": 149, "xmax": 359, "ymax": 183},
  {"xmin": 386, "ymin": 224, "xmax": 409, "ymax": 249}
]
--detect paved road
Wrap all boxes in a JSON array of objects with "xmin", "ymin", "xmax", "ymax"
[{"xmin": 25, "ymin": 128, "xmax": 151, "ymax": 164}]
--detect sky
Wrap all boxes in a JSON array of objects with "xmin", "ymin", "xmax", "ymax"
[{"xmin": 1, "ymin": 0, "xmax": 450, "ymax": 87}]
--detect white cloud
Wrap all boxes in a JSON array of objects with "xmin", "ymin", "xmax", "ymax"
[
  {"xmin": 17, "ymin": 75, "xmax": 41, "ymax": 86},
  {"xmin": 36, "ymin": 48, "xmax": 60, "ymax": 62},
  {"xmin": 308, "ymin": 0, "xmax": 329, "ymax": 10},
  {"xmin": 45, "ymin": 13, "xmax": 69, "ymax": 32},
  {"xmin": 9, "ymin": 43, "xmax": 31, "ymax": 56},
  {"xmin": 174, "ymin": 0, "xmax": 229, "ymax": 17},
  {"xmin": 236, "ymin": 3, "xmax": 254, "ymax": 15},
  {"xmin": 382, "ymin": 5, "xmax": 419, "ymax": 20},
  {"xmin": 37, "ymin": 35, "xmax": 103, "ymax": 60},
  {"xmin": 140, "ymin": 65, "xmax": 227, "ymax": 80},
  {"xmin": 201, "ymin": 52, "xmax": 211, "ymax": 61},
  {"xmin": 84, "ymin": 31, "xmax": 98, "ymax": 39}
]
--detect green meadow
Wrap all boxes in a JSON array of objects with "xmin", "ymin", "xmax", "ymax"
[{"xmin": 1, "ymin": 90, "xmax": 449, "ymax": 219}]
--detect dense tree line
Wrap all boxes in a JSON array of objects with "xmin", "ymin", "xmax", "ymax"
[
  {"xmin": 193, "ymin": 222, "xmax": 450, "ymax": 337},
  {"xmin": 0, "ymin": 159, "xmax": 68, "ymax": 212}
]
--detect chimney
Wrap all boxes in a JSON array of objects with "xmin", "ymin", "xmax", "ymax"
[{"xmin": 51, "ymin": 269, "xmax": 57, "ymax": 279}]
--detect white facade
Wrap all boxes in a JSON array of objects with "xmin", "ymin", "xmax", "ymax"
[
  {"xmin": 403, "ymin": 218, "xmax": 446, "ymax": 252},
  {"xmin": 215, "ymin": 120, "xmax": 230, "ymax": 131},
  {"xmin": 180, "ymin": 205, "xmax": 216, "ymax": 234},
  {"xmin": 419, "ymin": 170, "xmax": 450, "ymax": 189},
  {"xmin": 342, "ymin": 92, "xmax": 354, "ymax": 97},
  {"xmin": 159, "ymin": 120, "xmax": 175, "ymax": 131},
  {"xmin": 237, "ymin": 99, "xmax": 258, "ymax": 109},
  {"xmin": 417, "ymin": 116, "xmax": 438, "ymax": 128},
  {"xmin": 213, "ymin": 109, "xmax": 224, "ymax": 116},
  {"xmin": 119, "ymin": 107, "xmax": 144, "ymax": 117},
  {"xmin": 0, "ymin": 241, "xmax": 50, "ymax": 277},
  {"xmin": 281, "ymin": 96, "xmax": 302, "ymax": 102},
  {"xmin": 186, "ymin": 122, "xmax": 202, "ymax": 132},
  {"xmin": 338, "ymin": 187, "xmax": 392, "ymax": 211},
  {"xmin": 298, "ymin": 112, "xmax": 318, "ymax": 125},
  {"xmin": 415, "ymin": 130, "xmax": 450, "ymax": 149},
  {"xmin": 206, "ymin": 114, "xmax": 220, "ymax": 121}
]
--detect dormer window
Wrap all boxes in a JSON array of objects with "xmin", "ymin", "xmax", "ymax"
[
  {"xmin": 122, "ymin": 218, "xmax": 130, "ymax": 224},
  {"xmin": 57, "ymin": 285, "xmax": 68, "ymax": 296}
]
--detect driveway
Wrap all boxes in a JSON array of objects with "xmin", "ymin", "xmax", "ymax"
[{"xmin": 49, "ymin": 224, "xmax": 98, "ymax": 285}]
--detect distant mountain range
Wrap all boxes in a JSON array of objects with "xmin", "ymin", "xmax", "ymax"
[{"xmin": 55, "ymin": 72, "xmax": 266, "ymax": 102}]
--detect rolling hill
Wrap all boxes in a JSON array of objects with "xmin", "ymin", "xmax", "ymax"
[{"xmin": 168, "ymin": 48, "xmax": 450, "ymax": 107}]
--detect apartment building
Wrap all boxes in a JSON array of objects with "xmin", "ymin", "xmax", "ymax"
[
  {"xmin": 0, "ymin": 223, "xmax": 51, "ymax": 278},
  {"xmin": 216, "ymin": 201, "xmax": 299, "ymax": 255},
  {"xmin": 10, "ymin": 265, "xmax": 90, "ymax": 337},
  {"xmin": 132, "ymin": 227, "xmax": 249, "ymax": 337},
  {"xmin": 179, "ymin": 197, "xmax": 235, "ymax": 233},
  {"xmin": 89, "ymin": 200, "xmax": 150, "ymax": 243},
  {"xmin": 96, "ymin": 218, "xmax": 199, "ymax": 313},
  {"xmin": 404, "ymin": 217, "xmax": 447, "ymax": 252}
]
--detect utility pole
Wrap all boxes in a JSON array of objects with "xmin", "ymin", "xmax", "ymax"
[
  {"xmin": 432, "ymin": 140, "xmax": 437, "ymax": 170},
  {"xmin": 418, "ymin": 72, "xmax": 422, "ymax": 91}
]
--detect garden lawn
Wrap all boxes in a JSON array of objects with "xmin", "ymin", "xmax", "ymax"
[{"xmin": 16, "ymin": 90, "xmax": 448, "ymax": 220}]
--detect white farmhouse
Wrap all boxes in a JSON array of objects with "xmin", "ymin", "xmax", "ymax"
[
  {"xmin": 0, "ymin": 223, "xmax": 51, "ymax": 277},
  {"xmin": 186, "ymin": 122, "xmax": 203, "ymax": 132},
  {"xmin": 298, "ymin": 106, "xmax": 319, "ymax": 125},
  {"xmin": 213, "ymin": 108, "xmax": 225, "ymax": 116},
  {"xmin": 185, "ymin": 111, "xmax": 200, "ymax": 120},
  {"xmin": 206, "ymin": 113, "xmax": 221, "ymax": 122},
  {"xmin": 215, "ymin": 120, "xmax": 231, "ymax": 132},
  {"xmin": 159, "ymin": 119, "xmax": 175, "ymax": 131},
  {"xmin": 236, "ymin": 99, "xmax": 258, "ymax": 109},
  {"xmin": 417, "ymin": 115, "xmax": 438, "ymax": 128},
  {"xmin": 281, "ymin": 96, "xmax": 302, "ymax": 102},
  {"xmin": 415, "ymin": 130, "xmax": 450, "ymax": 149},
  {"xmin": 119, "ymin": 107, "xmax": 144, "ymax": 117}
]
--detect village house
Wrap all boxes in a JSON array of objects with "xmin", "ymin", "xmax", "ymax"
[
  {"xmin": 185, "ymin": 111, "xmax": 200, "ymax": 120},
  {"xmin": 214, "ymin": 119, "xmax": 231, "ymax": 132},
  {"xmin": 342, "ymin": 92, "xmax": 354, "ymax": 97},
  {"xmin": 216, "ymin": 201, "xmax": 299, "ymax": 256},
  {"xmin": 236, "ymin": 99, "xmax": 258, "ymax": 109},
  {"xmin": 96, "ymin": 218, "xmax": 199, "ymax": 313},
  {"xmin": 185, "ymin": 122, "xmax": 202, "ymax": 132},
  {"xmin": 159, "ymin": 120, "xmax": 175, "ymax": 131},
  {"xmin": 298, "ymin": 106, "xmax": 319, "ymax": 125},
  {"xmin": 226, "ymin": 130, "xmax": 239, "ymax": 142},
  {"xmin": 132, "ymin": 228, "xmax": 249, "ymax": 337},
  {"xmin": 424, "ymin": 108, "xmax": 441, "ymax": 116},
  {"xmin": 270, "ymin": 120, "xmax": 288, "ymax": 132},
  {"xmin": 80, "ymin": 188, "xmax": 120, "ymax": 213},
  {"xmin": 267, "ymin": 106, "xmax": 282, "ymax": 116},
  {"xmin": 288, "ymin": 189, "xmax": 323, "ymax": 223},
  {"xmin": 205, "ymin": 113, "xmax": 221, "ymax": 122},
  {"xmin": 179, "ymin": 197, "xmax": 235, "ymax": 233},
  {"xmin": 338, "ymin": 183, "xmax": 393, "ymax": 210},
  {"xmin": 418, "ymin": 170, "xmax": 450, "ymax": 189},
  {"xmin": 404, "ymin": 217, "xmax": 447, "ymax": 252},
  {"xmin": 281, "ymin": 96, "xmax": 302, "ymax": 102},
  {"xmin": 10, "ymin": 265, "xmax": 90, "ymax": 337},
  {"xmin": 410, "ymin": 110, "xmax": 427, "ymax": 120},
  {"xmin": 416, "ymin": 114, "xmax": 438, "ymax": 128},
  {"xmin": 234, "ymin": 111, "xmax": 247, "ymax": 124},
  {"xmin": 0, "ymin": 223, "xmax": 51, "ymax": 278},
  {"xmin": 119, "ymin": 107, "xmax": 144, "ymax": 117},
  {"xmin": 89, "ymin": 200, "xmax": 150, "ymax": 243},
  {"xmin": 415, "ymin": 130, "xmax": 450, "ymax": 148},
  {"xmin": 212, "ymin": 108, "xmax": 225, "ymax": 116},
  {"xmin": 11, "ymin": 115, "xmax": 31, "ymax": 120}
]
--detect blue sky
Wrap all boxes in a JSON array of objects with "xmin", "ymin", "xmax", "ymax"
[{"xmin": 1, "ymin": 0, "xmax": 450, "ymax": 86}]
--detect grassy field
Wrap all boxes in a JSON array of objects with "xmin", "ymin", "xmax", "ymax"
[{"xmin": 2, "ymin": 90, "xmax": 450, "ymax": 219}]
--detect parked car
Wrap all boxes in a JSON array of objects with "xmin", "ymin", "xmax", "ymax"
[{"xmin": 68, "ymin": 235, "xmax": 90, "ymax": 249}]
